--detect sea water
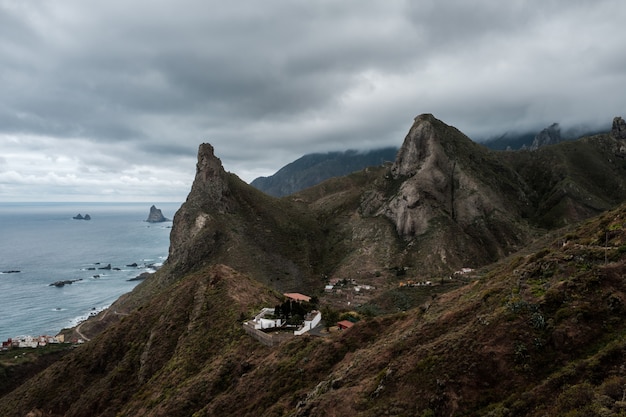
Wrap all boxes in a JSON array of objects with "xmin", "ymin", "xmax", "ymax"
[{"xmin": 0, "ymin": 202, "xmax": 180, "ymax": 341}]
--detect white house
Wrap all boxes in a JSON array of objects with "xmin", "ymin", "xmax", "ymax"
[
  {"xmin": 16, "ymin": 336, "xmax": 38, "ymax": 348},
  {"xmin": 248, "ymin": 308, "xmax": 283, "ymax": 330},
  {"xmin": 294, "ymin": 310, "xmax": 322, "ymax": 336}
]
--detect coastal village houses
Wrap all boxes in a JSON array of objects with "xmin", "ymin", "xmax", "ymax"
[{"xmin": 2, "ymin": 335, "xmax": 63, "ymax": 350}]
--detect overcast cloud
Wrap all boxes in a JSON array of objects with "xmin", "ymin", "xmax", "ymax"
[{"xmin": 1, "ymin": 0, "xmax": 625, "ymax": 202}]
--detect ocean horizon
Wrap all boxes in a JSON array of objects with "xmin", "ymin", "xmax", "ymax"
[{"xmin": 0, "ymin": 202, "xmax": 180, "ymax": 342}]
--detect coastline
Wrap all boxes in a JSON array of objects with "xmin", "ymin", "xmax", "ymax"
[{"xmin": 0, "ymin": 202, "xmax": 177, "ymax": 342}]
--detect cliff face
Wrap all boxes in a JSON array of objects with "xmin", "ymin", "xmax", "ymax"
[
  {"xmin": 167, "ymin": 144, "xmax": 234, "ymax": 272},
  {"xmin": 162, "ymin": 143, "xmax": 326, "ymax": 294},
  {"xmin": 361, "ymin": 114, "xmax": 531, "ymax": 266},
  {"xmin": 529, "ymin": 123, "xmax": 562, "ymax": 151},
  {"xmin": 145, "ymin": 205, "xmax": 167, "ymax": 223},
  {"xmin": 612, "ymin": 116, "xmax": 626, "ymax": 139},
  {"xmin": 9, "ymin": 115, "xmax": 626, "ymax": 417}
]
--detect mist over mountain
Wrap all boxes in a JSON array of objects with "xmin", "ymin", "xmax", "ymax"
[
  {"xmin": 251, "ymin": 123, "xmax": 607, "ymax": 199},
  {"xmin": 480, "ymin": 123, "xmax": 608, "ymax": 151},
  {"xmin": 4, "ymin": 114, "xmax": 626, "ymax": 416}
]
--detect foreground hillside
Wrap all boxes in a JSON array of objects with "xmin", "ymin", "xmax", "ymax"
[
  {"xmin": 4, "ymin": 114, "xmax": 626, "ymax": 416},
  {"xmin": 4, "ymin": 203, "xmax": 626, "ymax": 416}
]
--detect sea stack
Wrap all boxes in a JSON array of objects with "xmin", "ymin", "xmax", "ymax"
[{"xmin": 146, "ymin": 205, "xmax": 168, "ymax": 223}]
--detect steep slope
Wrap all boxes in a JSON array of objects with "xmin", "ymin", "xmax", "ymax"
[
  {"xmin": 251, "ymin": 147, "xmax": 398, "ymax": 197},
  {"xmin": 158, "ymin": 144, "xmax": 325, "ymax": 293},
  {"xmin": 505, "ymin": 132, "xmax": 626, "ymax": 228},
  {"xmin": 291, "ymin": 114, "xmax": 536, "ymax": 283},
  {"xmin": 5, "ymin": 202, "xmax": 626, "ymax": 417},
  {"xmin": 0, "ymin": 264, "xmax": 284, "ymax": 417},
  {"xmin": 7, "ymin": 114, "xmax": 626, "ymax": 416}
]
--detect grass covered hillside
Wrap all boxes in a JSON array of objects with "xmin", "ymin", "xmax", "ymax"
[
  {"xmin": 5, "ymin": 115, "xmax": 626, "ymax": 416},
  {"xmin": 4, "ymin": 200, "xmax": 626, "ymax": 416}
]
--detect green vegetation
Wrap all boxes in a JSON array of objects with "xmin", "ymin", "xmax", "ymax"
[{"xmin": 6, "ymin": 117, "xmax": 626, "ymax": 416}]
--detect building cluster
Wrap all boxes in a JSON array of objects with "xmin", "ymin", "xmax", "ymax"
[
  {"xmin": 1, "ymin": 335, "xmax": 66, "ymax": 350},
  {"xmin": 243, "ymin": 292, "xmax": 323, "ymax": 346},
  {"xmin": 398, "ymin": 280, "xmax": 433, "ymax": 288},
  {"xmin": 324, "ymin": 278, "xmax": 375, "ymax": 293}
]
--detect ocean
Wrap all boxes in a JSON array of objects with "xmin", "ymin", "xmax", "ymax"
[{"xmin": 0, "ymin": 202, "xmax": 180, "ymax": 342}]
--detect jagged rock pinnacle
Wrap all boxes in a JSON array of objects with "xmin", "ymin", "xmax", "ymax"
[
  {"xmin": 612, "ymin": 117, "xmax": 626, "ymax": 140},
  {"xmin": 187, "ymin": 143, "xmax": 231, "ymax": 207},
  {"xmin": 167, "ymin": 143, "xmax": 233, "ymax": 270},
  {"xmin": 391, "ymin": 114, "xmax": 438, "ymax": 178}
]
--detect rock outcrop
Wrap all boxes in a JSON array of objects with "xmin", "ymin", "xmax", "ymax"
[
  {"xmin": 167, "ymin": 143, "xmax": 234, "ymax": 271},
  {"xmin": 612, "ymin": 116, "xmax": 626, "ymax": 139},
  {"xmin": 145, "ymin": 205, "xmax": 168, "ymax": 223},
  {"xmin": 364, "ymin": 113, "xmax": 531, "ymax": 265},
  {"xmin": 530, "ymin": 123, "xmax": 561, "ymax": 151},
  {"xmin": 73, "ymin": 213, "xmax": 91, "ymax": 220}
]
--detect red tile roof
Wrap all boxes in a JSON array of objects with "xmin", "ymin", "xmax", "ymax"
[
  {"xmin": 337, "ymin": 320, "xmax": 354, "ymax": 329},
  {"xmin": 284, "ymin": 292, "xmax": 311, "ymax": 302}
]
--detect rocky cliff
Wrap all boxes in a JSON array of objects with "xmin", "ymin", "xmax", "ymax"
[
  {"xmin": 529, "ymin": 123, "xmax": 562, "ymax": 151},
  {"xmin": 145, "ymin": 205, "xmax": 167, "ymax": 223},
  {"xmin": 612, "ymin": 116, "xmax": 626, "ymax": 139},
  {"xmin": 359, "ymin": 114, "xmax": 532, "ymax": 268},
  {"xmin": 7, "ymin": 114, "xmax": 626, "ymax": 417},
  {"xmin": 164, "ymin": 143, "xmax": 325, "ymax": 293}
]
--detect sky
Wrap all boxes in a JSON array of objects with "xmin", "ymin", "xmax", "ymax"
[{"xmin": 1, "ymin": 0, "xmax": 625, "ymax": 202}]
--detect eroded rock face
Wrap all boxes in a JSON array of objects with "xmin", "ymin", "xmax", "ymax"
[
  {"xmin": 612, "ymin": 117, "xmax": 626, "ymax": 140},
  {"xmin": 188, "ymin": 143, "xmax": 231, "ymax": 207},
  {"xmin": 379, "ymin": 114, "xmax": 513, "ymax": 241},
  {"xmin": 167, "ymin": 143, "xmax": 233, "ymax": 270},
  {"xmin": 530, "ymin": 123, "xmax": 561, "ymax": 151},
  {"xmin": 146, "ymin": 205, "xmax": 167, "ymax": 223},
  {"xmin": 391, "ymin": 114, "xmax": 439, "ymax": 178}
]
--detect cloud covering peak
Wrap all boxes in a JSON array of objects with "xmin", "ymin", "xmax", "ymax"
[{"xmin": 1, "ymin": 0, "xmax": 624, "ymax": 201}]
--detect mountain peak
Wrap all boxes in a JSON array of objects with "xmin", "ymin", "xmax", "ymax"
[
  {"xmin": 190, "ymin": 143, "xmax": 230, "ymax": 204},
  {"xmin": 612, "ymin": 116, "xmax": 626, "ymax": 139},
  {"xmin": 530, "ymin": 122, "xmax": 561, "ymax": 151},
  {"xmin": 391, "ymin": 113, "xmax": 440, "ymax": 178}
]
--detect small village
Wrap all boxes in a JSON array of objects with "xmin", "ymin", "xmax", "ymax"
[{"xmin": 1, "ymin": 334, "xmax": 83, "ymax": 352}]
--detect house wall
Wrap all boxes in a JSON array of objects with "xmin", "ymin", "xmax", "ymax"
[
  {"xmin": 243, "ymin": 322, "xmax": 294, "ymax": 347},
  {"xmin": 293, "ymin": 311, "xmax": 321, "ymax": 336}
]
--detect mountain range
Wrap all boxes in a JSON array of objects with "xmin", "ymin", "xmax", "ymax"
[
  {"xmin": 251, "ymin": 122, "xmax": 607, "ymax": 198},
  {"xmin": 250, "ymin": 147, "xmax": 398, "ymax": 197},
  {"xmin": 3, "ymin": 114, "xmax": 626, "ymax": 416}
]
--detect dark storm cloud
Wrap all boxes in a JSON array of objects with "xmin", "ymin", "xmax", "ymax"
[{"xmin": 1, "ymin": 0, "xmax": 625, "ymax": 201}]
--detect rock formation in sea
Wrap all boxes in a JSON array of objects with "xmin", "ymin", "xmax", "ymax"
[
  {"xmin": 72, "ymin": 214, "xmax": 91, "ymax": 220},
  {"xmin": 145, "ymin": 205, "xmax": 168, "ymax": 223}
]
